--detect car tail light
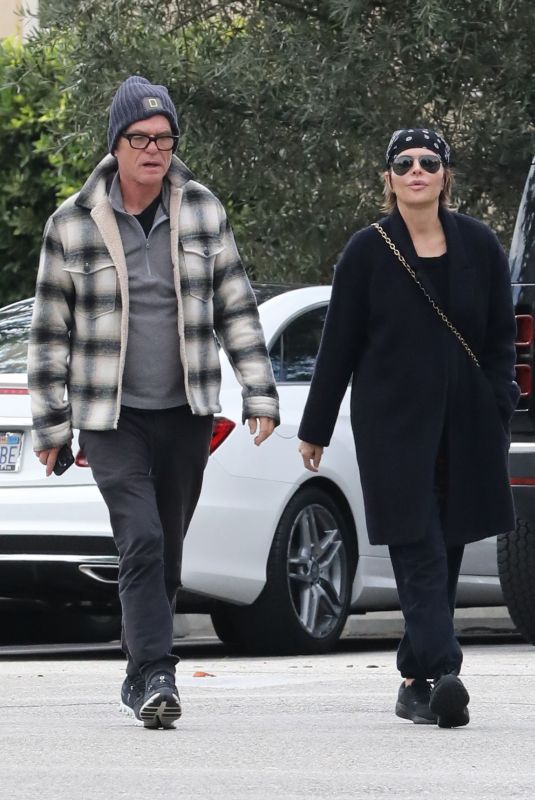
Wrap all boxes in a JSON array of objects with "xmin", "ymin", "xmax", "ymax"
[
  {"xmin": 210, "ymin": 417, "xmax": 236, "ymax": 454},
  {"xmin": 75, "ymin": 449, "xmax": 90, "ymax": 467},
  {"xmin": 516, "ymin": 315, "xmax": 533, "ymax": 347},
  {"xmin": 510, "ymin": 476, "xmax": 535, "ymax": 486},
  {"xmin": 0, "ymin": 388, "xmax": 29, "ymax": 395},
  {"xmin": 515, "ymin": 364, "xmax": 532, "ymax": 397},
  {"xmin": 515, "ymin": 313, "xmax": 533, "ymax": 406}
]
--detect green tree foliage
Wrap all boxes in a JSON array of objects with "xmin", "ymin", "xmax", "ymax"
[
  {"xmin": 1, "ymin": 0, "xmax": 535, "ymax": 304},
  {"xmin": 0, "ymin": 35, "xmax": 88, "ymax": 305},
  {"xmin": 39, "ymin": 0, "xmax": 86, "ymax": 27}
]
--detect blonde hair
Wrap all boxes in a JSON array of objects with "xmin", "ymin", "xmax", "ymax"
[{"xmin": 381, "ymin": 167, "xmax": 454, "ymax": 213}]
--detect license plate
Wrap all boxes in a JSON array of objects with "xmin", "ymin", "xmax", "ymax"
[{"xmin": 0, "ymin": 431, "xmax": 24, "ymax": 472}]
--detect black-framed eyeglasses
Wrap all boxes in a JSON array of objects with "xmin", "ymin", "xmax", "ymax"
[
  {"xmin": 391, "ymin": 153, "xmax": 442, "ymax": 176},
  {"xmin": 121, "ymin": 133, "xmax": 179, "ymax": 151}
]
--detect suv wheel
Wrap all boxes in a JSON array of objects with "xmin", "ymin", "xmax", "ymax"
[
  {"xmin": 497, "ymin": 519, "xmax": 535, "ymax": 645},
  {"xmin": 210, "ymin": 486, "xmax": 356, "ymax": 654}
]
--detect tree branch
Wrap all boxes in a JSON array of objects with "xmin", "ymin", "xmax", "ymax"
[
  {"xmin": 167, "ymin": 1, "xmax": 242, "ymax": 33},
  {"xmin": 258, "ymin": 0, "xmax": 332, "ymax": 23}
]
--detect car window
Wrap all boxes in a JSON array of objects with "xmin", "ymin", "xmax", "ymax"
[
  {"xmin": 270, "ymin": 305, "xmax": 327, "ymax": 383},
  {"xmin": 269, "ymin": 334, "xmax": 282, "ymax": 382},
  {"xmin": 0, "ymin": 301, "xmax": 33, "ymax": 373}
]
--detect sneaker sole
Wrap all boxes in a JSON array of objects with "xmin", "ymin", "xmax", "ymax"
[
  {"xmin": 430, "ymin": 676, "xmax": 470, "ymax": 728},
  {"xmin": 119, "ymin": 700, "xmax": 134, "ymax": 718},
  {"xmin": 395, "ymin": 701, "xmax": 437, "ymax": 725},
  {"xmin": 118, "ymin": 701, "xmax": 143, "ymax": 725},
  {"xmin": 437, "ymin": 707, "xmax": 470, "ymax": 729},
  {"xmin": 139, "ymin": 691, "xmax": 182, "ymax": 730}
]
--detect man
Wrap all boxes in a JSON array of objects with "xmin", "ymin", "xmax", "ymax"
[{"xmin": 28, "ymin": 76, "xmax": 279, "ymax": 729}]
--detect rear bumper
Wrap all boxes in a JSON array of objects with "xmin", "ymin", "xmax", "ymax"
[
  {"xmin": 509, "ymin": 442, "xmax": 535, "ymax": 522},
  {"xmin": 0, "ymin": 482, "xmax": 118, "ymax": 602},
  {"xmin": 0, "ymin": 553, "xmax": 118, "ymax": 602}
]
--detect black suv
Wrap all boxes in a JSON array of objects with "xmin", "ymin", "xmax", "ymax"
[{"xmin": 500, "ymin": 156, "xmax": 535, "ymax": 642}]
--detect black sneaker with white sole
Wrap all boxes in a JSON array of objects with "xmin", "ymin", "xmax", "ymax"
[
  {"xmin": 395, "ymin": 680, "xmax": 437, "ymax": 724},
  {"xmin": 139, "ymin": 673, "xmax": 182, "ymax": 729},
  {"xmin": 119, "ymin": 674, "xmax": 145, "ymax": 721},
  {"xmin": 429, "ymin": 673, "xmax": 470, "ymax": 728}
]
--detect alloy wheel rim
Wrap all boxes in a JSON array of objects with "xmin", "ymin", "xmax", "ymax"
[{"xmin": 287, "ymin": 503, "xmax": 348, "ymax": 638}]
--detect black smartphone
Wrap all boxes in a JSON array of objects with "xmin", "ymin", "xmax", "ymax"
[{"xmin": 53, "ymin": 444, "xmax": 75, "ymax": 476}]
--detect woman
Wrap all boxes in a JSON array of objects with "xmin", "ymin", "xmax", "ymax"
[{"xmin": 298, "ymin": 128, "xmax": 519, "ymax": 728}]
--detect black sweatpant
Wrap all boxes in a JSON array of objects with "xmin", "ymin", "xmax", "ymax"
[
  {"xmin": 388, "ymin": 493, "xmax": 465, "ymax": 681},
  {"xmin": 80, "ymin": 405, "xmax": 213, "ymax": 679}
]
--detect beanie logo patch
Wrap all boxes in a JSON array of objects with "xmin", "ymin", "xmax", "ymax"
[{"xmin": 143, "ymin": 97, "xmax": 163, "ymax": 111}]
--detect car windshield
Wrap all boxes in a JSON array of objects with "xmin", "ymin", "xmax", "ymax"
[{"xmin": 0, "ymin": 300, "xmax": 34, "ymax": 373}]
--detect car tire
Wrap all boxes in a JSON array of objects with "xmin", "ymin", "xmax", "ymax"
[
  {"xmin": 211, "ymin": 486, "xmax": 356, "ymax": 655},
  {"xmin": 210, "ymin": 604, "xmax": 245, "ymax": 646},
  {"xmin": 497, "ymin": 519, "xmax": 535, "ymax": 645}
]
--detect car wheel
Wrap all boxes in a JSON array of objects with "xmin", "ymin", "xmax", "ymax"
[
  {"xmin": 497, "ymin": 519, "xmax": 535, "ymax": 645},
  {"xmin": 211, "ymin": 486, "xmax": 356, "ymax": 654}
]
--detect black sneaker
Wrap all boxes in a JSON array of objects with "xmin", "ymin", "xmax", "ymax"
[
  {"xmin": 119, "ymin": 674, "xmax": 145, "ymax": 721},
  {"xmin": 139, "ymin": 672, "xmax": 182, "ymax": 729},
  {"xmin": 395, "ymin": 680, "xmax": 437, "ymax": 724},
  {"xmin": 429, "ymin": 674, "xmax": 470, "ymax": 728}
]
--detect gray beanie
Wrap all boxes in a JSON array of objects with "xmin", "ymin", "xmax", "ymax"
[{"xmin": 108, "ymin": 75, "xmax": 179, "ymax": 153}]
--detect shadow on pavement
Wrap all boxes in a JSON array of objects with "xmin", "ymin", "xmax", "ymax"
[{"xmin": 0, "ymin": 598, "xmax": 525, "ymax": 660}]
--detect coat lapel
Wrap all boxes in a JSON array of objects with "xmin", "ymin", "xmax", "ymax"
[
  {"xmin": 90, "ymin": 199, "xmax": 130, "ymax": 354},
  {"xmin": 382, "ymin": 207, "xmax": 419, "ymax": 265},
  {"xmin": 439, "ymin": 206, "xmax": 476, "ymax": 338}
]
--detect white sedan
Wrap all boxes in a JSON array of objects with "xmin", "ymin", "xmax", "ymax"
[{"xmin": 0, "ymin": 287, "xmax": 504, "ymax": 653}]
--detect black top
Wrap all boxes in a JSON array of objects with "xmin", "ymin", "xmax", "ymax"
[
  {"xmin": 134, "ymin": 193, "xmax": 161, "ymax": 237},
  {"xmin": 416, "ymin": 251, "xmax": 449, "ymax": 313}
]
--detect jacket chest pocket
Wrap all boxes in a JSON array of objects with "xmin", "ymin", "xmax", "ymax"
[
  {"xmin": 180, "ymin": 237, "xmax": 224, "ymax": 302},
  {"xmin": 63, "ymin": 257, "xmax": 117, "ymax": 318}
]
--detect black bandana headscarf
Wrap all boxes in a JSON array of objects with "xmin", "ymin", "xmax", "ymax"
[{"xmin": 385, "ymin": 128, "xmax": 451, "ymax": 167}]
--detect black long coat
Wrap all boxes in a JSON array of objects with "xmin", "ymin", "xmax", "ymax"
[{"xmin": 298, "ymin": 207, "xmax": 520, "ymax": 546}]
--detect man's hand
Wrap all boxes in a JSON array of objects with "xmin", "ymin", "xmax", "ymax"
[
  {"xmin": 247, "ymin": 416, "xmax": 276, "ymax": 446},
  {"xmin": 36, "ymin": 447, "xmax": 61, "ymax": 477},
  {"xmin": 298, "ymin": 440, "xmax": 324, "ymax": 472}
]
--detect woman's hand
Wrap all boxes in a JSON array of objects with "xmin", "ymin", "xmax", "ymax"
[{"xmin": 298, "ymin": 441, "xmax": 324, "ymax": 472}]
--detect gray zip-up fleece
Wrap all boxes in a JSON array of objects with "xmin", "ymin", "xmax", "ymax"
[{"xmin": 108, "ymin": 174, "xmax": 187, "ymax": 409}]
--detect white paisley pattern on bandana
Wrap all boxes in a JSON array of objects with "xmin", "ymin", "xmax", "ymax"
[{"xmin": 386, "ymin": 128, "xmax": 451, "ymax": 166}]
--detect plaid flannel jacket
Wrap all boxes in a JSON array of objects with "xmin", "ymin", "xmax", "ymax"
[{"xmin": 28, "ymin": 154, "xmax": 279, "ymax": 451}]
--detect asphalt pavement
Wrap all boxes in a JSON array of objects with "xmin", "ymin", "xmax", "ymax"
[{"xmin": 1, "ymin": 632, "xmax": 534, "ymax": 800}]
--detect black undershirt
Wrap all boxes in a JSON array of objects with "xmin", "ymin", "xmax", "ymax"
[
  {"xmin": 416, "ymin": 251, "xmax": 449, "ymax": 312},
  {"xmin": 134, "ymin": 193, "xmax": 162, "ymax": 237}
]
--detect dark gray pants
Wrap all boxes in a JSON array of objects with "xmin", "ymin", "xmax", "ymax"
[
  {"xmin": 80, "ymin": 405, "xmax": 213, "ymax": 678},
  {"xmin": 388, "ymin": 493, "xmax": 465, "ymax": 681}
]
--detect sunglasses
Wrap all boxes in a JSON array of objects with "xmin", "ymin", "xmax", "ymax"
[{"xmin": 391, "ymin": 154, "xmax": 443, "ymax": 176}]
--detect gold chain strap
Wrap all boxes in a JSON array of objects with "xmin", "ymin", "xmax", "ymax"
[{"xmin": 371, "ymin": 222, "xmax": 480, "ymax": 367}]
